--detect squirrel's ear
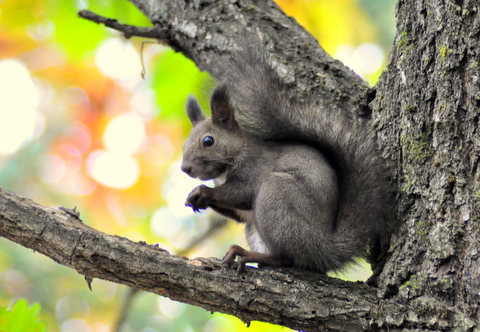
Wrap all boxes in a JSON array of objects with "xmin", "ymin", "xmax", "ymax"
[
  {"xmin": 186, "ymin": 95, "xmax": 206, "ymax": 126},
  {"xmin": 210, "ymin": 85, "xmax": 239, "ymax": 131}
]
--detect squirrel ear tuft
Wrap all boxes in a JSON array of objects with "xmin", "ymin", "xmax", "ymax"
[
  {"xmin": 186, "ymin": 95, "xmax": 206, "ymax": 126},
  {"xmin": 211, "ymin": 85, "xmax": 239, "ymax": 131}
]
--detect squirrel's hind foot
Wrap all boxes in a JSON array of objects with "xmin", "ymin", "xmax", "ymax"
[{"xmin": 222, "ymin": 244, "xmax": 292, "ymax": 274}]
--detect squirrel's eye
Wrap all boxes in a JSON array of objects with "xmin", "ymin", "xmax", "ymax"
[{"xmin": 203, "ymin": 136, "xmax": 214, "ymax": 147}]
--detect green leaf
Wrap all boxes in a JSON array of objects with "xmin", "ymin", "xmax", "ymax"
[
  {"xmin": 151, "ymin": 49, "xmax": 213, "ymax": 120},
  {"xmin": 0, "ymin": 299, "xmax": 47, "ymax": 332},
  {"xmin": 47, "ymin": 0, "xmax": 107, "ymax": 60},
  {"xmin": 48, "ymin": 0, "xmax": 151, "ymax": 60}
]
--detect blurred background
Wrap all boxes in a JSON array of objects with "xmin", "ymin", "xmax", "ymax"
[{"xmin": 0, "ymin": 0, "xmax": 396, "ymax": 331}]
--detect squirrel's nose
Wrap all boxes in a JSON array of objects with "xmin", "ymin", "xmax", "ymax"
[{"xmin": 181, "ymin": 163, "xmax": 192, "ymax": 176}]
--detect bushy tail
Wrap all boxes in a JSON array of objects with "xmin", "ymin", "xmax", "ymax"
[{"xmin": 214, "ymin": 49, "xmax": 393, "ymax": 267}]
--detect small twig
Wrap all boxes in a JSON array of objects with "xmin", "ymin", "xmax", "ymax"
[
  {"xmin": 112, "ymin": 287, "xmax": 138, "ymax": 332},
  {"xmin": 140, "ymin": 41, "xmax": 159, "ymax": 78},
  {"xmin": 77, "ymin": 9, "xmax": 169, "ymax": 40},
  {"xmin": 112, "ymin": 215, "xmax": 228, "ymax": 332}
]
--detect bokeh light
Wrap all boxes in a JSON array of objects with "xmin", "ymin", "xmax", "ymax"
[
  {"xmin": 95, "ymin": 38, "xmax": 143, "ymax": 88},
  {"xmin": 0, "ymin": 60, "xmax": 41, "ymax": 155},
  {"xmin": 334, "ymin": 43, "xmax": 385, "ymax": 79},
  {"xmin": 103, "ymin": 112, "xmax": 146, "ymax": 154},
  {"xmin": 87, "ymin": 150, "xmax": 140, "ymax": 189}
]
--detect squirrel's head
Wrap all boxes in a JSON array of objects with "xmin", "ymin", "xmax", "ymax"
[{"xmin": 181, "ymin": 85, "xmax": 244, "ymax": 181}]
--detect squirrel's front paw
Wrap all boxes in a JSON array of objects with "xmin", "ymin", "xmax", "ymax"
[{"xmin": 185, "ymin": 185, "xmax": 212, "ymax": 212}]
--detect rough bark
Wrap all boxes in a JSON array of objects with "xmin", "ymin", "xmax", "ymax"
[
  {"xmin": 0, "ymin": 186, "xmax": 377, "ymax": 331},
  {"xmin": 1, "ymin": 0, "xmax": 479, "ymax": 330},
  {"xmin": 371, "ymin": 0, "xmax": 480, "ymax": 329}
]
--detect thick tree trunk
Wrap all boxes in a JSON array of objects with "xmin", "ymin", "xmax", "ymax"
[
  {"xmin": 371, "ymin": 0, "xmax": 480, "ymax": 329},
  {"xmin": 1, "ymin": 0, "xmax": 479, "ymax": 330}
]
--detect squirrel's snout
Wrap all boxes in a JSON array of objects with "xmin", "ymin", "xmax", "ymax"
[{"xmin": 181, "ymin": 163, "xmax": 192, "ymax": 176}]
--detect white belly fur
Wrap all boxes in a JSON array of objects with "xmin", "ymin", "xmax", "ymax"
[
  {"xmin": 245, "ymin": 222, "xmax": 268, "ymax": 254},
  {"xmin": 214, "ymin": 172, "xmax": 266, "ymax": 252}
]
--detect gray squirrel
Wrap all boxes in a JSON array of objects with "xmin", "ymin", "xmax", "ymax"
[{"xmin": 181, "ymin": 49, "xmax": 393, "ymax": 274}]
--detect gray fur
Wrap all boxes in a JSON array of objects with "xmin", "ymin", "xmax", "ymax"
[{"xmin": 181, "ymin": 49, "xmax": 392, "ymax": 273}]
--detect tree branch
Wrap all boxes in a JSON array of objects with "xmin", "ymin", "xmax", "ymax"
[
  {"xmin": 0, "ymin": 186, "xmax": 378, "ymax": 331},
  {"xmin": 80, "ymin": 0, "xmax": 369, "ymax": 118},
  {"xmin": 78, "ymin": 9, "xmax": 169, "ymax": 39}
]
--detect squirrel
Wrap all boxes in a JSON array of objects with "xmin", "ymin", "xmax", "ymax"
[{"xmin": 181, "ymin": 48, "xmax": 393, "ymax": 274}]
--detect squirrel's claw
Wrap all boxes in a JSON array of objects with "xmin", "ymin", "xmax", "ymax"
[
  {"xmin": 222, "ymin": 244, "xmax": 249, "ymax": 274},
  {"xmin": 184, "ymin": 202, "xmax": 203, "ymax": 213},
  {"xmin": 185, "ymin": 185, "xmax": 210, "ymax": 212}
]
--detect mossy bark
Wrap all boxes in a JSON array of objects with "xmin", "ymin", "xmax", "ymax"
[{"xmin": 371, "ymin": 0, "xmax": 480, "ymax": 329}]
